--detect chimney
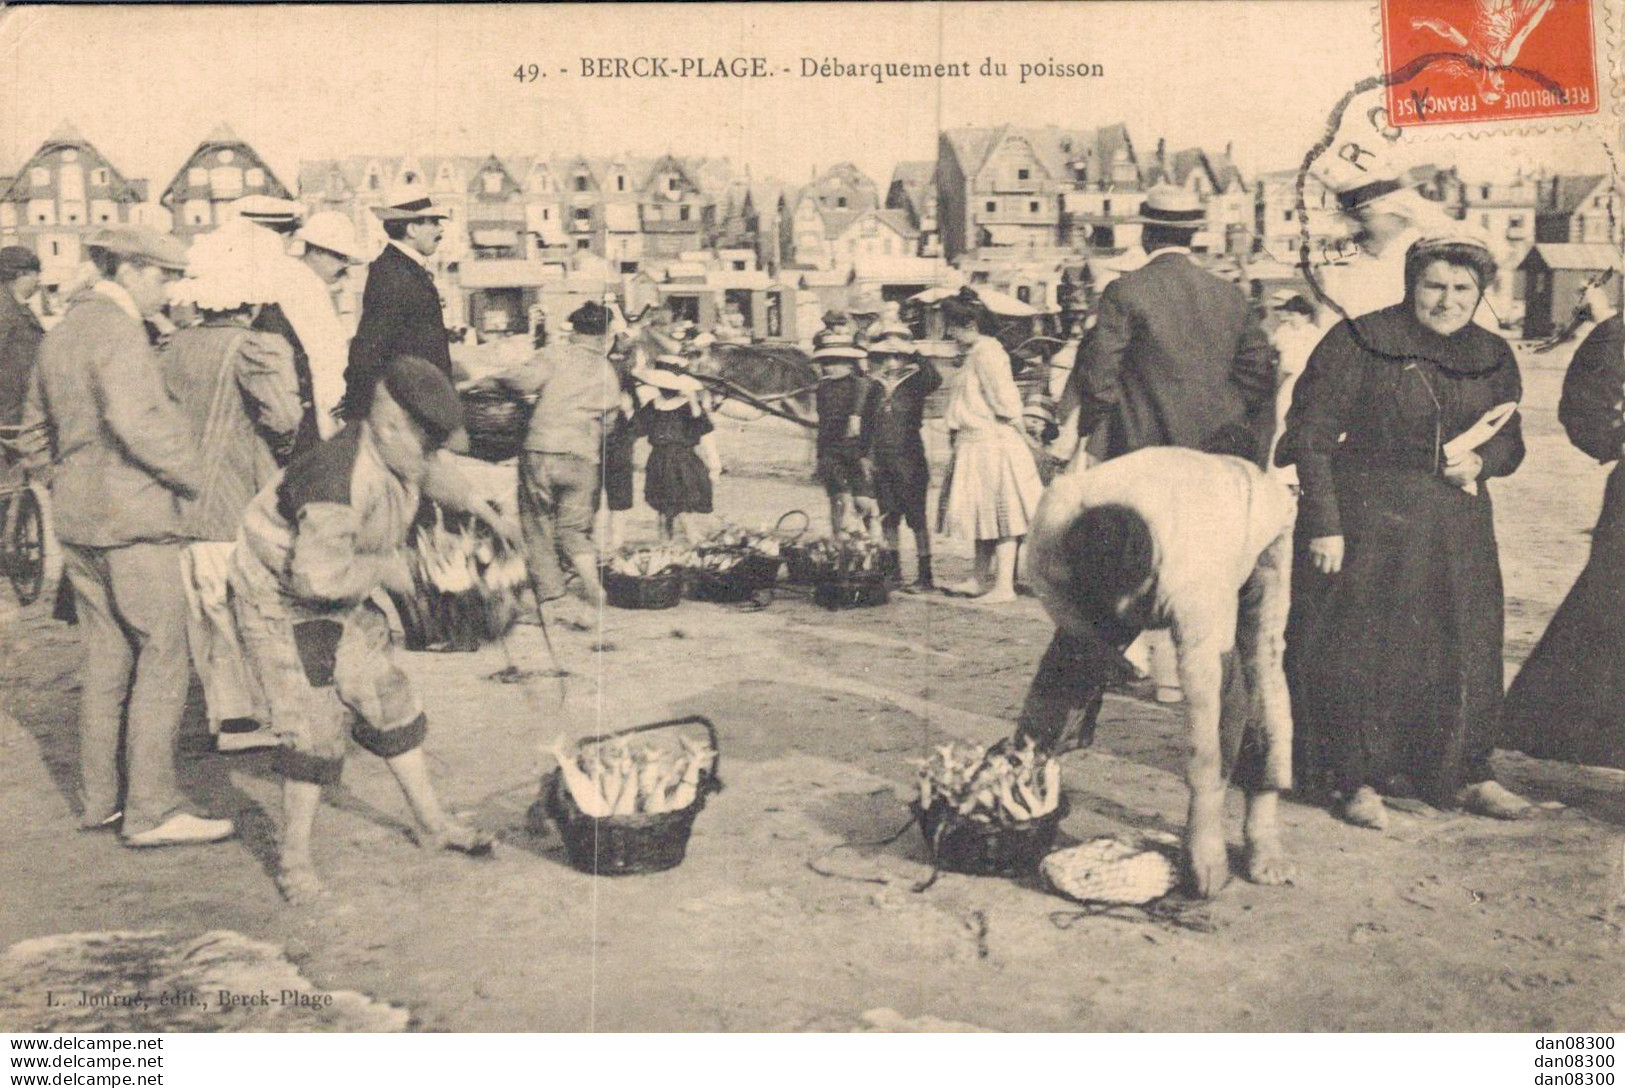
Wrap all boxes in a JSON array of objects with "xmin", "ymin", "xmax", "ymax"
[
  {"xmin": 1156, "ymin": 138, "xmax": 1166, "ymax": 161},
  {"xmin": 1225, "ymin": 141, "xmax": 1233, "ymax": 160}
]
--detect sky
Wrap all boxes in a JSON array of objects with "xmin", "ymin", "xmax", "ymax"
[{"xmin": 0, "ymin": 2, "xmax": 1612, "ymax": 193}]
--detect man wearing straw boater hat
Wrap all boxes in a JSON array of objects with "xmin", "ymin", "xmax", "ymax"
[
  {"xmin": 1061, "ymin": 183, "xmax": 1274, "ymax": 468},
  {"xmin": 342, "ymin": 179, "xmax": 455, "ymax": 418}
]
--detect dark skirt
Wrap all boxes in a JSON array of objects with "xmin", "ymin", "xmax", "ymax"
[
  {"xmin": 1287, "ymin": 466, "xmax": 1505, "ymax": 804},
  {"xmin": 601, "ymin": 423, "xmax": 636, "ymax": 513},
  {"xmin": 1501, "ymin": 463, "xmax": 1625, "ymax": 769},
  {"xmin": 645, "ymin": 444, "xmax": 712, "ymax": 516}
]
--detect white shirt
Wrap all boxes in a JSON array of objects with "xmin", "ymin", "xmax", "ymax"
[
  {"xmin": 279, "ymin": 260, "xmax": 352, "ymax": 439},
  {"xmin": 92, "ymin": 279, "xmax": 142, "ymax": 323},
  {"xmin": 388, "ymin": 239, "xmax": 429, "ymax": 269}
]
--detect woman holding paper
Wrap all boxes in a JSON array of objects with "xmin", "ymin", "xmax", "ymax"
[{"xmin": 1277, "ymin": 235, "xmax": 1532, "ymax": 827}]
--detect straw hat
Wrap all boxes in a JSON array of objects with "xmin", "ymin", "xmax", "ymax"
[
  {"xmin": 867, "ymin": 322, "xmax": 917, "ymax": 355},
  {"xmin": 230, "ymin": 195, "xmax": 302, "ymax": 231},
  {"xmin": 296, "ymin": 211, "xmax": 371, "ymax": 263},
  {"xmin": 813, "ymin": 344, "xmax": 867, "ymax": 366},
  {"xmin": 1133, "ymin": 185, "xmax": 1207, "ymax": 228},
  {"xmin": 637, "ymin": 367, "xmax": 701, "ymax": 393},
  {"xmin": 371, "ymin": 179, "xmax": 451, "ymax": 221}
]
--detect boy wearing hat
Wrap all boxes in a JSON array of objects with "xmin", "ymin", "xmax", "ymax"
[
  {"xmin": 812, "ymin": 310, "xmax": 851, "ymax": 350},
  {"xmin": 343, "ymin": 180, "xmax": 454, "ymax": 418},
  {"xmin": 860, "ymin": 325, "xmax": 941, "ymax": 588},
  {"xmin": 230, "ymin": 354, "xmax": 497, "ymax": 903},
  {"xmin": 21, "ymin": 227, "xmax": 236, "ymax": 848},
  {"xmin": 812, "ymin": 336, "xmax": 877, "ymax": 537}
]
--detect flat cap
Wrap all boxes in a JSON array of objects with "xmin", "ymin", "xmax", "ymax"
[
  {"xmin": 379, "ymin": 354, "xmax": 464, "ymax": 444},
  {"xmin": 86, "ymin": 226, "xmax": 189, "ymax": 272},
  {"xmin": 0, "ymin": 245, "xmax": 40, "ymax": 277}
]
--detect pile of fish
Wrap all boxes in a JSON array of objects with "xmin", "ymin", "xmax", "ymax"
[
  {"xmin": 604, "ymin": 545, "xmax": 694, "ymax": 579},
  {"xmin": 409, "ymin": 510, "xmax": 527, "ymax": 644},
  {"xmin": 913, "ymin": 740, "xmax": 1063, "ymax": 824},
  {"xmin": 799, "ymin": 533, "xmax": 886, "ymax": 579},
  {"xmin": 553, "ymin": 735, "xmax": 717, "ymax": 817}
]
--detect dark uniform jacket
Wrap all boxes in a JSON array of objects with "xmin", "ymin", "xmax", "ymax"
[
  {"xmin": 1064, "ymin": 251, "xmax": 1275, "ymax": 464},
  {"xmin": 343, "ymin": 243, "xmax": 451, "ymax": 417}
]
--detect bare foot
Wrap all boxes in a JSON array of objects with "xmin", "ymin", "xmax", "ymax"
[
  {"xmin": 1340, "ymin": 786, "xmax": 1388, "ymax": 830},
  {"xmin": 275, "ymin": 863, "xmax": 328, "ymax": 905},
  {"xmin": 422, "ymin": 821, "xmax": 497, "ymax": 857},
  {"xmin": 1184, "ymin": 827, "xmax": 1230, "ymax": 898},
  {"xmin": 942, "ymin": 578, "xmax": 986, "ymax": 597},
  {"xmin": 1245, "ymin": 836, "xmax": 1296, "ymax": 885},
  {"xmin": 1457, "ymin": 780, "xmax": 1534, "ymax": 820},
  {"xmin": 972, "ymin": 587, "xmax": 1018, "ymax": 604}
]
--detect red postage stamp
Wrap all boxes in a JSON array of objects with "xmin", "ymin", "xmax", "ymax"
[{"xmin": 1380, "ymin": 0, "xmax": 1600, "ymax": 127}]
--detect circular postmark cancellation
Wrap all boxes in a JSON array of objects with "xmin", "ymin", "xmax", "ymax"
[{"xmin": 1379, "ymin": 0, "xmax": 1602, "ymax": 127}]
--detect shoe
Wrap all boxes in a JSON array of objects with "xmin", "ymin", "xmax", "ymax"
[
  {"xmin": 78, "ymin": 810, "xmax": 122, "ymax": 832},
  {"xmin": 123, "ymin": 812, "xmax": 236, "ymax": 848}
]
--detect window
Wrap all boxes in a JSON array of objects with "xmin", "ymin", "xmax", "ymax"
[
  {"xmin": 1480, "ymin": 213, "xmax": 1491, "ymax": 227},
  {"xmin": 574, "ymin": 176, "xmax": 589, "ymax": 192},
  {"xmin": 1103, "ymin": 199, "xmax": 1112, "ymax": 214},
  {"xmin": 1017, "ymin": 168, "xmax": 1030, "ymax": 181},
  {"xmin": 29, "ymin": 167, "xmax": 48, "ymax": 187},
  {"xmin": 666, "ymin": 177, "xmax": 679, "ymax": 191},
  {"xmin": 573, "ymin": 207, "xmax": 591, "ymax": 220},
  {"xmin": 1509, "ymin": 215, "xmax": 1525, "ymax": 227},
  {"xmin": 679, "ymin": 205, "xmax": 690, "ymax": 221},
  {"xmin": 209, "ymin": 167, "xmax": 243, "ymax": 198},
  {"xmin": 1016, "ymin": 285, "xmax": 1031, "ymax": 303},
  {"xmin": 27, "ymin": 200, "xmax": 53, "ymax": 225},
  {"xmin": 58, "ymin": 167, "xmax": 84, "ymax": 203},
  {"xmin": 403, "ymin": 172, "xmax": 418, "ymax": 184},
  {"xmin": 246, "ymin": 168, "xmax": 265, "ymax": 188},
  {"xmin": 60, "ymin": 201, "xmax": 83, "ymax": 224},
  {"xmin": 1480, "ymin": 184, "xmax": 1491, "ymax": 199},
  {"xmin": 732, "ymin": 260, "xmax": 747, "ymax": 271},
  {"xmin": 985, "ymin": 201, "xmax": 997, "ymax": 213},
  {"xmin": 90, "ymin": 168, "xmax": 109, "ymax": 187},
  {"xmin": 1029, "ymin": 201, "xmax": 1040, "ymax": 213},
  {"xmin": 615, "ymin": 175, "xmax": 626, "ymax": 192},
  {"xmin": 218, "ymin": 149, "xmax": 235, "ymax": 164},
  {"xmin": 576, "ymin": 238, "xmax": 591, "ymax": 250},
  {"xmin": 837, "ymin": 196, "xmax": 847, "ymax": 208},
  {"xmin": 483, "ymin": 172, "xmax": 503, "ymax": 194},
  {"xmin": 189, "ymin": 167, "xmax": 208, "ymax": 186},
  {"xmin": 1282, "ymin": 208, "xmax": 1293, "ymax": 222},
  {"xmin": 367, "ymin": 174, "xmax": 380, "ymax": 191},
  {"xmin": 620, "ymin": 261, "xmax": 639, "ymax": 274}
]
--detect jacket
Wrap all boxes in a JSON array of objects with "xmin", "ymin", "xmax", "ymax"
[
  {"xmin": 0, "ymin": 287, "xmax": 43, "ymax": 428},
  {"xmin": 343, "ymin": 243, "xmax": 451, "ymax": 417},
  {"xmin": 504, "ymin": 340, "xmax": 621, "ymax": 460},
  {"xmin": 1064, "ymin": 251, "xmax": 1275, "ymax": 464},
  {"xmin": 1558, "ymin": 316, "xmax": 1625, "ymax": 465},
  {"xmin": 21, "ymin": 287, "xmax": 202, "ymax": 547}
]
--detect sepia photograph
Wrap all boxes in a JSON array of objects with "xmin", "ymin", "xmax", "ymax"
[{"xmin": 0, "ymin": 0, "xmax": 1621, "ymax": 1050}]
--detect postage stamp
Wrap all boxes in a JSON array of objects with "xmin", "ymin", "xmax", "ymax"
[{"xmin": 1380, "ymin": 0, "xmax": 1601, "ymax": 126}]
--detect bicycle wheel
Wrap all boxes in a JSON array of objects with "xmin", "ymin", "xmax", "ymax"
[{"xmin": 7, "ymin": 487, "xmax": 45, "ymax": 605}]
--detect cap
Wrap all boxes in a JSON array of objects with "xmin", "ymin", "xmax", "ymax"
[
  {"xmin": 379, "ymin": 355, "xmax": 464, "ymax": 444},
  {"xmin": 0, "ymin": 245, "xmax": 41, "ymax": 278},
  {"xmin": 86, "ymin": 227, "xmax": 189, "ymax": 272}
]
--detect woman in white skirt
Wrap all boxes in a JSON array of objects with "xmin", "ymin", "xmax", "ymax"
[{"xmin": 936, "ymin": 299, "xmax": 1045, "ymax": 602}]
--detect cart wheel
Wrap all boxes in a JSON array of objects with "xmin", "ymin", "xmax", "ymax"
[{"xmin": 7, "ymin": 488, "xmax": 45, "ymax": 605}]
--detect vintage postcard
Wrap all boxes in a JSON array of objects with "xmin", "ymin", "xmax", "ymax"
[{"xmin": 0, "ymin": 0, "xmax": 1621, "ymax": 1049}]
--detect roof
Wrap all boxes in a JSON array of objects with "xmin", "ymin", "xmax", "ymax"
[
  {"xmin": 873, "ymin": 208, "xmax": 919, "ymax": 237},
  {"xmin": 1519, "ymin": 243, "xmax": 1622, "ymax": 271},
  {"xmin": 1542, "ymin": 175, "xmax": 1609, "ymax": 216},
  {"xmin": 941, "ymin": 124, "xmax": 1144, "ymax": 188},
  {"xmin": 888, "ymin": 161, "xmax": 934, "ymax": 189},
  {"xmin": 0, "ymin": 122, "xmax": 144, "ymax": 204}
]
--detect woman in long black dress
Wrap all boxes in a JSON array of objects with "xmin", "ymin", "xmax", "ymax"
[
  {"xmin": 1278, "ymin": 235, "xmax": 1533, "ymax": 829},
  {"xmin": 633, "ymin": 364, "xmax": 719, "ymax": 542},
  {"xmin": 1501, "ymin": 292, "xmax": 1625, "ymax": 769}
]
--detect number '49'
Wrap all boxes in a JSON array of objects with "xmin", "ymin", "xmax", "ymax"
[{"xmin": 514, "ymin": 64, "xmax": 540, "ymax": 82}]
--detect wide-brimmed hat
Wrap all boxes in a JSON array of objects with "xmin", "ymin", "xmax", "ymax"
[
  {"xmin": 1133, "ymin": 184, "xmax": 1207, "ymax": 228},
  {"xmin": 170, "ymin": 219, "xmax": 292, "ymax": 310},
  {"xmin": 847, "ymin": 297, "xmax": 883, "ymax": 316},
  {"xmin": 86, "ymin": 226, "xmax": 189, "ymax": 272},
  {"xmin": 867, "ymin": 322, "xmax": 917, "ymax": 355},
  {"xmin": 0, "ymin": 246, "xmax": 40, "ymax": 278},
  {"xmin": 372, "ymin": 179, "xmax": 451, "ymax": 221},
  {"xmin": 820, "ymin": 309, "xmax": 850, "ymax": 326},
  {"xmin": 231, "ymin": 195, "xmax": 302, "ymax": 231},
  {"xmin": 813, "ymin": 344, "xmax": 867, "ymax": 365},
  {"xmin": 637, "ymin": 366, "xmax": 701, "ymax": 393},
  {"xmin": 296, "ymin": 211, "xmax": 371, "ymax": 263}
]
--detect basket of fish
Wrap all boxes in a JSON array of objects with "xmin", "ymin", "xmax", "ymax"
[
  {"xmin": 688, "ymin": 524, "xmax": 784, "ymax": 603},
  {"xmin": 912, "ymin": 740, "xmax": 1068, "ymax": 879},
  {"xmin": 542, "ymin": 715, "xmax": 722, "ymax": 875},
  {"xmin": 396, "ymin": 509, "xmax": 528, "ymax": 651},
  {"xmin": 601, "ymin": 545, "xmax": 691, "ymax": 610},
  {"xmin": 804, "ymin": 536, "xmax": 891, "ymax": 610}
]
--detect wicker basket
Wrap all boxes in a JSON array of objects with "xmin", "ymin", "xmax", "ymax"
[
  {"xmin": 602, "ymin": 567, "xmax": 685, "ymax": 610},
  {"xmin": 543, "ymin": 716, "xmax": 722, "ymax": 876},
  {"xmin": 812, "ymin": 574, "xmax": 889, "ymax": 610},
  {"xmin": 915, "ymin": 796, "xmax": 1070, "ymax": 878},
  {"xmin": 687, "ymin": 550, "xmax": 782, "ymax": 602},
  {"xmin": 459, "ymin": 386, "xmax": 532, "ymax": 463}
]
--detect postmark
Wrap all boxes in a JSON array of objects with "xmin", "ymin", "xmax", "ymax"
[{"xmin": 1380, "ymin": 0, "xmax": 1601, "ymax": 126}]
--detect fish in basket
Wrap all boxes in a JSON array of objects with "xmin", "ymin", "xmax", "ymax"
[
  {"xmin": 803, "ymin": 535, "xmax": 891, "ymax": 610},
  {"xmin": 601, "ymin": 545, "xmax": 692, "ymax": 610},
  {"xmin": 457, "ymin": 383, "xmax": 534, "ymax": 463},
  {"xmin": 540, "ymin": 716, "xmax": 723, "ymax": 875},
  {"xmin": 397, "ymin": 509, "xmax": 527, "ymax": 651},
  {"xmin": 912, "ymin": 740, "xmax": 1067, "ymax": 879},
  {"xmin": 687, "ymin": 523, "xmax": 785, "ymax": 603}
]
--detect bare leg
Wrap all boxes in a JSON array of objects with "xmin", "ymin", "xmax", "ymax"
[
  {"xmin": 1178, "ymin": 647, "xmax": 1230, "ymax": 897},
  {"xmin": 277, "ymin": 780, "xmax": 326, "ymax": 903},
  {"xmin": 385, "ymin": 748, "xmax": 492, "ymax": 853},
  {"xmin": 568, "ymin": 551, "xmax": 606, "ymax": 606},
  {"xmin": 946, "ymin": 539, "xmax": 993, "ymax": 596},
  {"xmin": 1244, "ymin": 791, "xmax": 1293, "ymax": 884},
  {"xmin": 976, "ymin": 537, "xmax": 1018, "ymax": 602}
]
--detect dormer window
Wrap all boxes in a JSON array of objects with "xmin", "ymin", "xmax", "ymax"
[
  {"xmin": 367, "ymin": 173, "xmax": 380, "ymax": 191},
  {"xmin": 666, "ymin": 177, "xmax": 680, "ymax": 191},
  {"xmin": 837, "ymin": 196, "xmax": 848, "ymax": 208},
  {"xmin": 1017, "ymin": 168, "xmax": 1030, "ymax": 181},
  {"xmin": 574, "ymin": 175, "xmax": 590, "ymax": 192}
]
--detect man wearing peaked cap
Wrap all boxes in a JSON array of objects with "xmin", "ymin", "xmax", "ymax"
[
  {"xmin": 343, "ymin": 179, "xmax": 455, "ymax": 419},
  {"xmin": 228, "ymin": 351, "xmax": 495, "ymax": 904},
  {"xmin": 19, "ymin": 222, "xmax": 237, "ymax": 848}
]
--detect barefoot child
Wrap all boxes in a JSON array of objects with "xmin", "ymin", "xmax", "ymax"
[
  {"xmin": 860, "ymin": 325, "xmax": 941, "ymax": 590},
  {"xmin": 634, "ymin": 361, "xmax": 721, "ymax": 542}
]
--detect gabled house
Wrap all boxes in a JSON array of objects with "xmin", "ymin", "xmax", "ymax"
[
  {"xmin": 832, "ymin": 208, "xmax": 919, "ymax": 268},
  {"xmin": 1536, "ymin": 174, "xmax": 1621, "ymax": 245},
  {"xmin": 885, "ymin": 161, "xmax": 939, "ymax": 256},
  {"xmin": 465, "ymin": 154, "xmax": 528, "ymax": 261},
  {"xmin": 161, "ymin": 123, "xmax": 292, "ymax": 237},
  {"xmin": 0, "ymin": 122, "xmax": 150, "ymax": 291},
  {"xmin": 778, "ymin": 163, "xmax": 881, "ymax": 269},
  {"xmin": 638, "ymin": 154, "xmax": 712, "ymax": 260}
]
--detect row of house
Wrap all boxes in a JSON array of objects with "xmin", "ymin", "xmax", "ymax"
[{"xmin": 0, "ymin": 119, "xmax": 1614, "ymax": 337}]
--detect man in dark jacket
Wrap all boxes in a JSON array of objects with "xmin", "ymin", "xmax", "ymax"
[
  {"xmin": 0, "ymin": 245, "xmax": 42, "ymax": 436},
  {"xmin": 343, "ymin": 181, "xmax": 453, "ymax": 418},
  {"xmin": 1061, "ymin": 185, "xmax": 1275, "ymax": 467}
]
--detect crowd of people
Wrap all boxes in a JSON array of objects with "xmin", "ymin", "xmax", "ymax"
[{"xmin": 2, "ymin": 158, "xmax": 1622, "ymax": 902}]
